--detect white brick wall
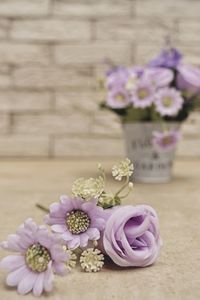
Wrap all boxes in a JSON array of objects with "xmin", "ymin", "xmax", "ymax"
[
  {"xmin": 0, "ymin": 91, "xmax": 51, "ymax": 112},
  {"xmin": 0, "ymin": 43, "xmax": 50, "ymax": 65},
  {"xmin": 0, "ymin": 0, "xmax": 199, "ymax": 158},
  {"xmin": 11, "ymin": 20, "xmax": 91, "ymax": 41},
  {"xmin": 0, "ymin": 0, "xmax": 49, "ymax": 16},
  {"xmin": 13, "ymin": 67, "xmax": 93, "ymax": 88}
]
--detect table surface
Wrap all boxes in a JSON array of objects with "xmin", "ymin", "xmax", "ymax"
[{"xmin": 0, "ymin": 159, "xmax": 200, "ymax": 300}]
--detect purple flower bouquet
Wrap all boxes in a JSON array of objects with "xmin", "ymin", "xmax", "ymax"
[
  {"xmin": 100, "ymin": 47, "xmax": 200, "ymax": 182},
  {"xmin": 0, "ymin": 160, "xmax": 162, "ymax": 297}
]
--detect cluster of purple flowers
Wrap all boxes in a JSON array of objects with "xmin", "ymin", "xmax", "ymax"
[
  {"xmin": 0, "ymin": 160, "xmax": 162, "ymax": 297},
  {"xmin": 105, "ymin": 48, "xmax": 200, "ymax": 118},
  {"xmin": 0, "ymin": 199, "xmax": 161, "ymax": 296}
]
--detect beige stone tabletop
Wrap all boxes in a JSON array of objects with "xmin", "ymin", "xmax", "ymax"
[{"xmin": 0, "ymin": 159, "xmax": 200, "ymax": 300}]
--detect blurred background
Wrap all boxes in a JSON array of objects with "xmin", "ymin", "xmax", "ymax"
[{"xmin": 0, "ymin": 0, "xmax": 199, "ymax": 159}]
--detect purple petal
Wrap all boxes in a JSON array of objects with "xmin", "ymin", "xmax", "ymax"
[
  {"xmin": 0, "ymin": 255, "xmax": 25, "ymax": 272},
  {"xmin": 17, "ymin": 271, "xmax": 37, "ymax": 295},
  {"xmin": 51, "ymin": 224, "xmax": 67, "ymax": 233},
  {"xmin": 103, "ymin": 233, "xmax": 129, "ymax": 267},
  {"xmin": 124, "ymin": 213, "xmax": 151, "ymax": 239},
  {"xmin": 16, "ymin": 229, "xmax": 35, "ymax": 249},
  {"xmin": 23, "ymin": 218, "xmax": 38, "ymax": 233},
  {"xmin": 5, "ymin": 234, "xmax": 24, "ymax": 252},
  {"xmin": 43, "ymin": 262, "xmax": 54, "ymax": 293},
  {"xmin": 44, "ymin": 215, "xmax": 65, "ymax": 225},
  {"xmin": 53, "ymin": 262, "xmax": 67, "ymax": 276},
  {"xmin": 60, "ymin": 195, "xmax": 72, "ymax": 206},
  {"xmin": 33, "ymin": 272, "xmax": 44, "ymax": 297},
  {"xmin": 61, "ymin": 231, "xmax": 73, "ymax": 241},
  {"xmin": 67, "ymin": 236, "xmax": 80, "ymax": 250},
  {"xmin": 86, "ymin": 228, "xmax": 100, "ymax": 240},
  {"xmin": 80, "ymin": 233, "xmax": 89, "ymax": 247},
  {"xmin": 71, "ymin": 198, "xmax": 84, "ymax": 210},
  {"xmin": 37, "ymin": 232, "xmax": 52, "ymax": 249},
  {"xmin": 50, "ymin": 245, "xmax": 68, "ymax": 261},
  {"xmin": 82, "ymin": 201, "xmax": 96, "ymax": 212},
  {"xmin": 6, "ymin": 265, "xmax": 29, "ymax": 287},
  {"xmin": 90, "ymin": 218, "xmax": 106, "ymax": 231}
]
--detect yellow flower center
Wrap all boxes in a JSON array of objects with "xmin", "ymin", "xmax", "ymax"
[
  {"xmin": 138, "ymin": 88, "xmax": 148, "ymax": 100},
  {"xmin": 66, "ymin": 210, "xmax": 90, "ymax": 235},
  {"xmin": 162, "ymin": 96, "xmax": 173, "ymax": 107},
  {"xmin": 25, "ymin": 244, "xmax": 51, "ymax": 273},
  {"xmin": 115, "ymin": 93, "xmax": 125, "ymax": 102}
]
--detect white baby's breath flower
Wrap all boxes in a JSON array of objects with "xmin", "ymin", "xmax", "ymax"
[
  {"xmin": 112, "ymin": 158, "xmax": 134, "ymax": 181},
  {"xmin": 72, "ymin": 176, "xmax": 105, "ymax": 200},
  {"xmin": 80, "ymin": 248, "xmax": 104, "ymax": 273}
]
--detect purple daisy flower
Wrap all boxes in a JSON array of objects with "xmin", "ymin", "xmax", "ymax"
[
  {"xmin": 143, "ymin": 67, "xmax": 174, "ymax": 88},
  {"xmin": 106, "ymin": 86, "xmax": 130, "ymax": 109},
  {"xmin": 152, "ymin": 130, "xmax": 181, "ymax": 151},
  {"xmin": 148, "ymin": 48, "xmax": 182, "ymax": 68},
  {"xmin": 130, "ymin": 80, "xmax": 155, "ymax": 108},
  {"xmin": 155, "ymin": 87, "xmax": 184, "ymax": 116},
  {"xmin": 0, "ymin": 219, "xmax": 69, "ymax": 297},
  {"xmin": 106, "ymin": 66, "xmax": 129, "ymax": 89},
  {"xmin": 45, "ymin": 196, "xmax": 106, "ymax": 250}
]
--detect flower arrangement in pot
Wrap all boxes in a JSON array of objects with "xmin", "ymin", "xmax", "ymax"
[{"xmin": 100, "ymin": 47, "xmax": 200, "ymax": 183}]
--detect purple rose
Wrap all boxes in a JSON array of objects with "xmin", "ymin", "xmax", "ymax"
[
  {"xmin": 106, "ymin": 67, "xmax": 129, "ymax": 89},
  {"xmin": 176, "ymin": 64, "xmax": 200, "ymax": 96},
  {"xmin": 148, "ymin": 48, "xmax": 182, "ymax": 68},
  {"xmin": 103, "ymin": 205, "xmax": 161, "ymax": 267},
  {"xmin": 143, "ymin": 67, "xmax": 174, "ymax": 88}
]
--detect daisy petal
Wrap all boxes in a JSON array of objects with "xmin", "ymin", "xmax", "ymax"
[
  {"xmin": 67, "ymin": 237, "xmax": 80, "ymax": 250},
  {"xmin": 61, "ymin": 231, "xmax": 73, "ymax": 241},
  {"xmin": 53, "ymin": 262, "xmax": 67, "ymax": 276},
  {"xmin": 51, "ymin": 224, "xmax": 67, "ymax": 233},
  {"xmin": 6, "ymin": 265, "xmax": 29, "ymax": 287},
  {"xmin": 87, "ymin": 228, "xmax": 100, "ymax": 240},
  {"xmin": 0, "ymin": 255, "xmax": 25, "ymax": 272},
  {"xmin": 17, "ymin": 271, "xmax": 37, "ymax": 295},
  {"xmin": 80, "ymin": 234, "xmax": 89, "ymax": 248},
  {"xmin": 44, "ymin": 263, "xmax": 54, "ymax": 293},
  {"xmin": 33, "ymin": 272, "xmax": 45, "ymax": 297}
]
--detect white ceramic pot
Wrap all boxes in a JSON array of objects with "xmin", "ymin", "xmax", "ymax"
[{"xmin": 123, "ymin": 122, "xmax": 180, "ymax": 183}]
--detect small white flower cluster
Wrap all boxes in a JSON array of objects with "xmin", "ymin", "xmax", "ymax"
[
  {"xmin": 80, "ymin": 248, "xmax": 104, "ymax": 273},
  {"xmin": 112, "ymin": 158, "xmax": 134, "ymax": 181},
  {"xmin": 72, "ymin": 176, "xmax": 105, "ymax": 200}
]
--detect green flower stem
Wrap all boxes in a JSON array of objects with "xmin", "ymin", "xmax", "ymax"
[
  {"xmin": 119, "ymin": 189, "xmax": 132, "ymax": 200},
  {"xmin": 114, "ymin": 176, "xmax": 130, "ymax": 198},
  {"xmin": 36, "ymin": 203, "xmax": 49, "ymax": 213}
]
